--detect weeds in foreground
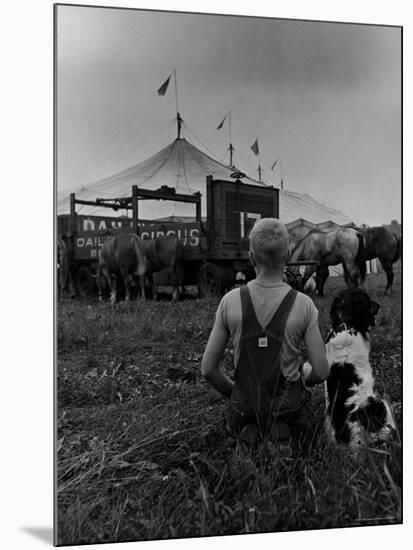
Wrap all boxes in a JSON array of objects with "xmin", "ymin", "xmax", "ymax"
[{"xmin": 56, "ymin": 273, "xmax": 402, "ymax": 544}]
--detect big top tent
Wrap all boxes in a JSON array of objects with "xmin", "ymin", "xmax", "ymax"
[{"xmin": 57, "ymin": 136, "xmax": 353, "ymax": 227}]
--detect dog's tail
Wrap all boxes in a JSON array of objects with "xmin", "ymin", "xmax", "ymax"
[
  {"xmin": 355, "ymin": 231, "xmax": 366, "ymax": 283},
  {"xmin": 323, "ymin": 381, "xmax": 330, "ymax": 411},
  {"xmin": 382, "ymin": 394, "xmax": 397, "ymax": 431}
]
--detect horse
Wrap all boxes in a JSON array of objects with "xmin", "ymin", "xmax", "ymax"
[
  {"xmin": 142, "ymin": 234, "xmax": 185, "ymax": 301},
  {"xmin": 98, "ymin": 233, "xmax": 147, "ymax": 304},
  {"xmin": 288, "ymin": 227, "xmax": 366, "ymax": 296},
  {"xmin": 359, "ymin": 226, "xmax": 401, "ymax": 294}
]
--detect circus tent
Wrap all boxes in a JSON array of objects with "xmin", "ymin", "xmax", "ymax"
[{"xmin": 57, "ymin": 136, "xmax": 353, "ymax": 226}]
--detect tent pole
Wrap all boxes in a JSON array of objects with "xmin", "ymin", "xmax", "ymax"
[
  {"xmin": 280, "ymin": 159, "xmax": 284, "ymax": 190},
  {"xmin": 173, "ymin": 70, "xmax": 183, "ymax": 139},
  {"xmin": 177, "ymin": 112, "xmax": 182, "ymax": 139},
  {"xmin": 174, "ymin": 69, "xmax": 180, "ymax": 136},
  {"xmin": 173, "ymin": 69, "xmax": 178, "ymax": 113},
  {"xmin": 228, "ymin": 109, "xmax": 234, "ymax": 167}
]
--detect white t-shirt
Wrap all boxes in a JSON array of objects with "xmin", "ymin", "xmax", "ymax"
[{"xmin": 214, "ymin": 279, "xmax": 319, "ymax": 382}]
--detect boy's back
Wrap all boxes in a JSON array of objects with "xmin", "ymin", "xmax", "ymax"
[
  {"xmin": 201, "ymin": 217, "xmax": 329, "ymax": 442},
  {"xmin": 215, "ymin": 279, "xmax": 318, "ymax": 383}
]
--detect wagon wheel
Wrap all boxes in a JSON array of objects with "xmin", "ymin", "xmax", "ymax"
[
  {"xmin": 74, "ymin": 265, "xmax": 95, "ymax": 298},
  {"xmin": 197, "ymin": 263, "xmax": 225, "ymax": 298}
]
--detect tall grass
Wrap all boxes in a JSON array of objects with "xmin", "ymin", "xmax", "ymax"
[{"xmin": 56, "ymin": 273, "xmax": 402, "ymax": 545}]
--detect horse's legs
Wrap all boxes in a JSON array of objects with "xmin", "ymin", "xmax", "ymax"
[
  {"xmin": 172, "ymin": 286, "xmax": 178, "ymax": 302},
  {"xmin": 120, "ymin": 267, "xmax": 132, "ymax": 303},
  {"xmin": 147, "ymin": 272, "xmax": 157, "ymax": 301},
  {"xmin": 380, "ymin": 258, "xmax": 394, "ymax": 295},
  {"xmin": 343, "ymin": 261, "xmax": 361, "ymax": 288},
  {"xmin": 316, "ymin": 265, "xmax": 329, "ymax": 296},
  {"xmin": 173, "ymin": 261, "xmax": 185, "ymax": 301},
  {"xmin": 343, "ymin": 263, "xmax": 362, "ymax": 287},
  {"xmin": 100, "ymin": 267, "xmax": 114, "ymax": 303},
  {"xmin": 342, "ymin": 263, "xmax": 351, "ymax": 286},
  {"xmin": 97, "ymin": 266, "xmax": 104, "ymax": 302},
  {"xmin": 68, "ymin": 270, "xmax": 76, "ymax": 298},
  {"xmin": 97, "ymin": 265, "xmax": 110, "ymax": 302},
  {"xmin": 137, "ymin": 274, "xmax": 146, "ymax": 300},
  {"xmin": 316, "ymin": 268, "xmax": 323, "ymax": 296},
  {"xmin": 105, "ymin": 272, "xmax": 117, "ymax": 304}
]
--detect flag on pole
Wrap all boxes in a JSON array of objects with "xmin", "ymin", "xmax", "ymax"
[
  {"xmin": 250, "ymin": 139, "xmax": 259, "ymax": 156},
  {"xmin": 216, "ymin": 114, "xmax": 227, "ymax": 130},
  {"xmin": 157, "ymin": 74, "xmax": 172, "ymax": 96},
  {"xmin": 271, "ymin": 159, "xmax": 278, "ymax": 170}
]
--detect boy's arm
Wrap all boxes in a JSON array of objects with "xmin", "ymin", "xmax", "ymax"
[
  {"xmin": 303, "ymin": 324, "xmax": 330, "ymax": 386},
  {"xmin": 201, "ymin": 323, "xmax": 234, "ymax": 398}
]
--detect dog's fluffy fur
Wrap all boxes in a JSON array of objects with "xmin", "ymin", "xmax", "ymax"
[{"xmin": 324, "ymin": 288, "xmax": 395, "ymax": 448}]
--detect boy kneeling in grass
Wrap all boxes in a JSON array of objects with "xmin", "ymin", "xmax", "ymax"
[{"xmin": 201, "ymin": 218, "xmax": 329, "ymax": 444}]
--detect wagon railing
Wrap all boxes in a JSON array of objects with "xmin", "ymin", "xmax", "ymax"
[{"xmin": 70, "ymin": 185, "xmax": 203, "ymax": 235}]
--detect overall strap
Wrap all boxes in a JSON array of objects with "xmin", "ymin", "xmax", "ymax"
[
  {"xmin": 265, "ymin": 288, "xmax": 298, "ymax": 338},
  {"xmin": 240, "ymin": 284, "xmax": 262, "ymax": 334},
  {"xmin": 240, "ymin": 284, "xmax": 298, "ymax": 337},
  {"xmin": 233, "ymin": 286, "xmax": 307, "ymax": 428}
]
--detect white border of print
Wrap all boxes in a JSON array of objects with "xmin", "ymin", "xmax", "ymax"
[{"xmin": 2, "ymin": 1, "xmax": 409, "ymax": 549}]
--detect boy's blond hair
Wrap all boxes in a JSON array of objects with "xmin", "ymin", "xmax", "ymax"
[{"xmin": 249, "ymin": 218, "xmax": 289, "ymax": 269}]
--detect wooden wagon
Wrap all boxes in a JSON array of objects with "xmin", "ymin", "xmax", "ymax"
[{"xmin": 58, "ymin": 175, "xmax": 310, "ymax": 298}]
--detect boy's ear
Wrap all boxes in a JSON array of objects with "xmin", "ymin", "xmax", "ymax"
[{"xmin": 249, "ymin": 250, "xmax": 256, "ymax": 267}]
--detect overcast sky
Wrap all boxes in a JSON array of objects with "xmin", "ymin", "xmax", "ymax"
[{"xmin": 56, "ymin": 5, "xmax": 401, "ymax": 226}]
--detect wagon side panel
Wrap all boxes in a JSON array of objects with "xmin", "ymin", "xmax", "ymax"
[{"xmin": 207, "ymin": 179, "xmax": 279, "ymax": 260}]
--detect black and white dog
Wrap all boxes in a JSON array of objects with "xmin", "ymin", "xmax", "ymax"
[{"xmin": 324, "ymin": 288, "xmax": 396, "ymax": 448}]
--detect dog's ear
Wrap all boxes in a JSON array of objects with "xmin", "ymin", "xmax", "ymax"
[{"xmin": 370, "ymin": 300, "xmax": 380, "ymax": 317}]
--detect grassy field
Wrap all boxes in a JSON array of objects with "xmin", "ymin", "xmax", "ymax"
[{"xmin": 56, "ymin": 272, "xmax": 402, "ymax": 545}]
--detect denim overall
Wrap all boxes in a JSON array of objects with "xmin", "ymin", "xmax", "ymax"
[{"xmin": 228, "ymin": 285, "xmax": 310, "ymax": 435}]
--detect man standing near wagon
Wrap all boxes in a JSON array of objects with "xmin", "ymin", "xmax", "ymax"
[{"xmin": 201, "ymin": 218, "xmax": 329, "ymax": 444}]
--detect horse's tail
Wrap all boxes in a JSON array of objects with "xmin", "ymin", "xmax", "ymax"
[
  {"xmin": 392, "ymin": 233, "xmax": 402, "ymax": 264},
  {"xmin": 355, "ymin": 231, "xmax": 366, "ymax": 282}
]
